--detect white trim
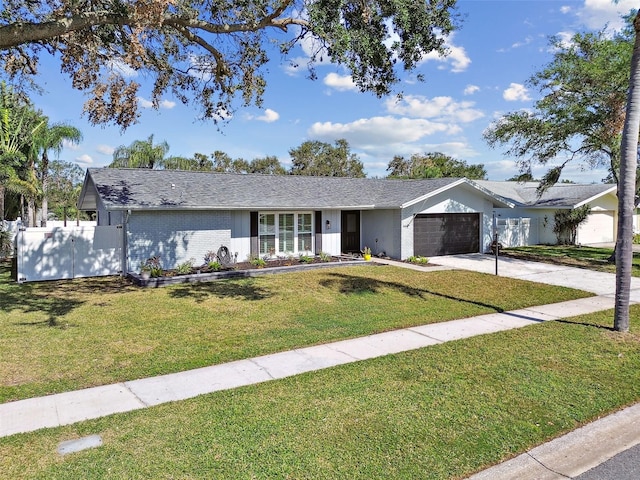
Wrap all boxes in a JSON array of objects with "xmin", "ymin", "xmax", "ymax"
[
  {"xmin": 574, "ymin": 185, "xmax": 618, "ymax": 208},
  {"xmin": 258, "ymin": 211, "xmax": 314, "ymax": 256}
]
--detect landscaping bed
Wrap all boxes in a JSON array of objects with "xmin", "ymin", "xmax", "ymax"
[{"xmin": 130, "ymin": 255, "xmax": 369, "ymax": 287}]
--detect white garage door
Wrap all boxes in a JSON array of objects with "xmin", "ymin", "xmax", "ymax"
[{"xmin": 577, "ymin": 211, "xmax": 615, "ymax": 244}]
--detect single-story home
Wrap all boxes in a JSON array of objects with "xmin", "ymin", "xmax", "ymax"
[
  {"xmin": 77, "ymin": 168, "xmax": 619, "ymax": 273},
  {"xmin": 475, "ymin": 180, "xmax": 619, "ymax": 247}
]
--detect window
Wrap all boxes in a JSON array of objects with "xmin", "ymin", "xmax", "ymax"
[
  {"xmin": 259, "ymin": 212, "xmax": 314, "ymax": 255},
  {"xmin": 259, "ymin": 214, "xmax": 276, "ymax": 255},
  {"xmin": 298, "ymin": 213, "xmax": 312, "ymax": 252},
  {"xmin": 279, "ymin": 213, "xmax": 294, "ymax": 253}
]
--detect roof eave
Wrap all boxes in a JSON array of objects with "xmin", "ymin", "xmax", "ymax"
[{"xmin": 574, "ymin": 185, "xmax": 618, "ymax": 208}]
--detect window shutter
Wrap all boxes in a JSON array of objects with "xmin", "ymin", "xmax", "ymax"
[
  {"xmin": 250, "ymin": 211, "xmax": 258, "ymax": 257},
  {"xmin": 315, "ymin": 211, "xmax": 322, "ymax": 254}
]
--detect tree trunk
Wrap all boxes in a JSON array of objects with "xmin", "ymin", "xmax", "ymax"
[
  {"xmin": 40, "ymin": 151, "xmax": 49, "ymax": 227},
  {"xmin": 0, "ymin": 184, "xmax": 4, "ymax": 221},
  {"xmin": 614, "ymin": 11, "xmax": 640, "ymax": 333}
]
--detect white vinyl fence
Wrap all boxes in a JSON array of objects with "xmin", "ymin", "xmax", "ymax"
[
  {"xmin": 15, "ymin": 225, "xmax": 123, "ymax": 282},
  {"xmin": 496, "ymin": 217, "xmax": 538, "ymax": 248}
]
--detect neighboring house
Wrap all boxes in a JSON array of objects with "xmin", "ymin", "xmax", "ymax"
[
  {"xmin": 476, "ymin": 181, "xmax": 618, "ymax": 247},
  {"xmin": 77, "ymin": 168, "xmax": 619, "ymax": 274}
]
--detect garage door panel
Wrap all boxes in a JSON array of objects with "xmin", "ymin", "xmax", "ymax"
[
  {"xmin": 414, "ymin": 213, "xmax": 479, "ymax": 257},
  {"xmin": 577, "ymin": 211, "xmax": 614, "ymax": 244}
]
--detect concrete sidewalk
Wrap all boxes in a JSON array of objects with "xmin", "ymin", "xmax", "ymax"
[
  {"xmin": 0, "ymin": 293, "xmax": 620, "ymax": 439},
  {"xmin": 1, "ymin": 256, "xmax": 639, "ymax": 479}
]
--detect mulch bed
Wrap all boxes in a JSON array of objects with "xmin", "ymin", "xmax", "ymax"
[{"xmin": 131, "ymin": 256, "xmax": 369, "ymax": 287}]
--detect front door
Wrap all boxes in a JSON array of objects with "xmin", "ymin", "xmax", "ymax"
[{"xmin": 341, "ymin": 210, "xmax": 360, "ymax": 253}]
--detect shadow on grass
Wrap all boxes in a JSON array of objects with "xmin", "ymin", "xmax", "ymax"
[
  {"xmin": 0, "ymin": 260, "xmax": 137, "ymax": 327},
  {"xmin": 168, "ymin": 278, "xmax": 272, "ymax": 303},
  {"xmin": 503, "ymin": 247, "xmax": 640, "ymax": 275},
  {"xmin": 319, "ymin": 272, "xmax": 505, "ymax": 313},
  {"xmin": 554, "ymin": 318, "xmax": 616, "ymax": 332}
]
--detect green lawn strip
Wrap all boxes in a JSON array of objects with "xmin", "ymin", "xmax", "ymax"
[
  {"xmin": 501, "ymin": 245, "xmax": 640, "ymax": 276},
  {"xmin": 2, "ymin": 307, "xmax": 638, "ymax": 479},
  {"xmin": 0, "ymin": 263, "xmax": 590, "ymax": 403}
]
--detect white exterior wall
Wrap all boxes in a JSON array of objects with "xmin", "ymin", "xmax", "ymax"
[
  {"xmin": 230, "ymin": 210, "xmax": 251, "ymax": 262},
  {"xmin": 319, "ymin": 209, "xmax": 342, "ymax": 256},
  {"xmin": 362, "ymin": 209, "xmax": 400, "ymax": 258},
  {"xmin": 495, "ymin": 193, "xmax": 618, "ymax": 247},
  {"xmin": 126, "ymin": 210, "xmax": 231, "ymax": 272},
  {"xmin": 400, "ymin": 185, "xmax": 495, "ymax": 259},
  {"xmin": 576, "ymin": 194, "xmax": 617, "ymax": 244}
]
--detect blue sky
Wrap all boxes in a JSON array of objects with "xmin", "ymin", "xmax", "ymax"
[{"xmin": 30, "ymin": 0, "xmax": 637, "ymax": 182}]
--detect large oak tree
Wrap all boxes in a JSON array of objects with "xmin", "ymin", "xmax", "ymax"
[
  {"xmin": 387, "ymin": 152, "xmax": 486, "ymax": 179},
  {"xmin": 0, "ymin": 0, "xmax": 459, "ymax": 129},
  {"xmin": 484, "ymin": 25, "xmax": 633, "ymax": 194}
]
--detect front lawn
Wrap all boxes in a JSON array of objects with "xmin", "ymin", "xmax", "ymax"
[
  {"xmin": 2, "ymin": 306, "xmax": 639, "ymax": 479},
  {"xmin": 0, "ymin": 261, "xmax": 590, "ymax": 403},
  {"xmin": 501, "ymin": 245, "xmax": 640, "ymax": 276}
]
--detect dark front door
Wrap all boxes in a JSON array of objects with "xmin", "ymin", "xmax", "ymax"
[{"xmin": 341, "ymin": 210, "xmax": 360, "ymax": 253}]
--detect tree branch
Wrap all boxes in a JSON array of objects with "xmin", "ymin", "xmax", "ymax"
[{"xmin": 0, "ymin": 8, "xmax": 310, "ymax": 49}]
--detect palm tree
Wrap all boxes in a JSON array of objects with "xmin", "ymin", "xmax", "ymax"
[
  {"xmin": 0, "ymin": 82, "xmax": 44, "ymax": 221},
  {"xmin": 109, "ymin": 135, "xmax": 169, "ymax": 169},
  {"xmin": 31, "ymin": 121, "xmax": 82, "ymax": 226},
  {"xmin": 614, "ymin": 10, "xmax": 640, "ymax": 333}
]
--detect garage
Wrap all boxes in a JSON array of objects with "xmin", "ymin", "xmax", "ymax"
[
  {"xmin": 414, "ymin": 213, "xmax": 480, "ymax": 257},
  {"xmin": 577, "ymin": 211, "xmax": 615, "ymax": 244}
]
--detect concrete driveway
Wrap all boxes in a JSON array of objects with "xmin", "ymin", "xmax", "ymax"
[{"xmin": 429, "ymin": 253, "xmax": 640, "ymax": 300}]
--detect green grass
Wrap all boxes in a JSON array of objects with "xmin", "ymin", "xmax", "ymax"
[
  {"xmin": 0, "ymin": 261, "xmax": 590, "ymax": 403},
  {"xmin": 1, "ymin": 307, "xmax": 639, "ymax": 479},
  {"xmin": 501, "ymin": 245, "xmax": 640, "ymax": 276}
]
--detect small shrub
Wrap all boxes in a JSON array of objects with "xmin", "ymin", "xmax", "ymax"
[
  {"xmin": 208, "ymin": 261, "xmax": 222, "ymax": 271},
  {"xmin": 319, "ymin": 251, "xmax": 332, "ymax": 262},
  {"xmin": 176, "ymin": 258, "xmax": 195, "ymax": 274},
  {"xmin": 140, "ymin": 256, "xmax": 163, "ymax": 278},
  {"xmin": 634, "ymin": 234, "xmax": 640, "ymax": 245},
  {"xmin": 0, "ymin": 226, "xmax": 12, "ymax": 258},
  {"xmin": 407, "ymin": 255, "xmax": 429, "ymax": 265},
  {"xmin": 250, "ymin": 256, "xmax": 267, "ymax": 268},
  {"xmin": 299, "ymin": 254, "xmax": 313, "ymax": 263}
]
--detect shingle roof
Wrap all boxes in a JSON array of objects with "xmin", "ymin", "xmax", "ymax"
[
  {"xmin": 473, "ymin": 181, "xmax": 616, "ymax": 208},
  {"xmin": 78, "ymin": 168, "xmax": 616, "ymax": 212},
  {"xmin": 79, "ymin": 168, "xmax": 469, "ymax": 211}
]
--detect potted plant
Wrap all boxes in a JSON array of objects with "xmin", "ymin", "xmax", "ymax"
[
  {"xmin": 139, "ymin": 255, "xmax": 163, "ymax": 279},
  {"xmin": 362, "ymin": 246, "xmax": 372, "ymax": 261}
]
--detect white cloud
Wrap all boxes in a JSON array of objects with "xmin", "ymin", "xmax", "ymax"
[
  {"xmin": 550, "ymin": 31, "xmax": 576, "ymax": 52},
  {"xmin": 324, "ymin": 73, "xmax": 358, "ymax": 92},
  {"xmin": 96, "ymin": 144, "xmax": 115, "ymax": 156},
  {"xmin": 420, "ymin": 34, "xmax": 471, "ymax": 73},
  {"xmin": 511, "ymin": 36, "xmax": 533, "ymax": 49},
  {"xmin": 137, "ymin": 97, "xmax": 177, "ymax": 109},
  {"xmin": 503, "ymin": 83, "xmax": 531, "ymax": 102},
  {"xmin": 560, "ymin": 6, "xmax": 572, "ymax": 14},
  {"xmin": 385, "ymin": 95, "xmax": 484, "ymax": 123},
  {"xmin": 576, "ymin": 0, "xmax": 637, "ymax": 31},
  {"xmin": 309, "ymin": 116, "xmax": 458, "ymax": 147},
  {"xmin": 138, "ymin": 97, "xmax": 154, "ymax": 108},
  {"xmin": 75, "ymin": 154, "xmax": 93, "ymax": 165},
  {"xmin": 464, "ymin": 85, "xmax": 480, "ymax": 96},
  {"xmin": 106, "ymin": 59, "xmax": 138, "ymax": 78},
  {"xmin": 62, "ymin": 139, "xmax": 80, "ymax": 151},
  {"xmin": 255, "ymin": 108, "xmax": 280, "ymax": 123}
]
